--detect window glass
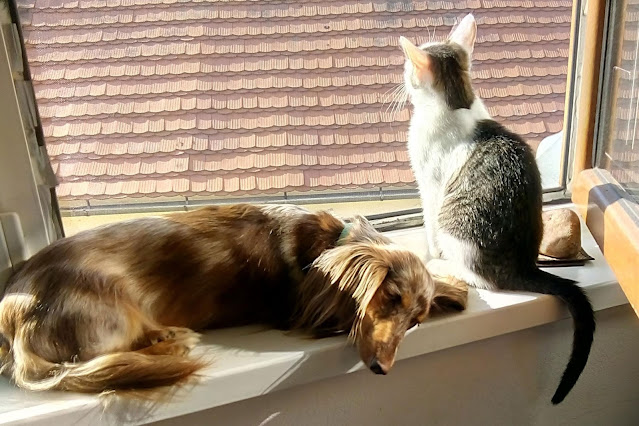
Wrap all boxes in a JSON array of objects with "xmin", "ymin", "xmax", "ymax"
[
  {"xmin": 15, "ymin": 0, "xmax": 574, "ymax": 219},
  {"xmin": 598, "ymin": 0, "xmax": 639, "ymax": 202}
]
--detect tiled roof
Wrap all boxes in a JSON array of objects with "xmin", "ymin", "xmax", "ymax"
[{"xmin": 17, "ymin": 0, "xmax": 573, "ymax": 202}]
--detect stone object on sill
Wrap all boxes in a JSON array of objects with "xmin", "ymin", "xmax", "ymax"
[
  {"xmin": 537, "ymin": 208, "xmax": 594, "ymax": 267},
  {"xmin": 540, "ymin": 208, "xmax": 581, "ymax": 258}
]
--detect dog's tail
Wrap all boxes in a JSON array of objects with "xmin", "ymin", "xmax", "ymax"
[
  {"xmin": 1, "ymin": 330, "xmax": 205, "ymax": 393},
  {"xmin": 513, "ymin": 268, "xmax": 595, "ymax": 404}
]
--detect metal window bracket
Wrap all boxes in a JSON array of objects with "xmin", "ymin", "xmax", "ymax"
[{"xmin": 0, "ymin": 213, "xmax": 27, "ymax": 295}]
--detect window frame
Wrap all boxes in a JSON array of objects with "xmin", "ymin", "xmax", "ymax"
[
  {"xmin": 571, "ymin": 0, "xmax": 639, "ymax": 315},
  {"xmin": 0, "ymin": 2, "xmax": 62, "ymax": 288}
]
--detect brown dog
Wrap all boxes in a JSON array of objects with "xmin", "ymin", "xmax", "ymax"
[{"xmin": 0, "ymin": 204, "xmax": 467, "ymax": 393}]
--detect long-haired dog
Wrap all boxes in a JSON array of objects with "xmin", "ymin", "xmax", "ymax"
[{"xmin": 0, "ymin": 204, "xmax": 467, "ymax": 393}]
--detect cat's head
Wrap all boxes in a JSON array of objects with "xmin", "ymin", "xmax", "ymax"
[{"xmin": 399, "ymin": 14, "xmax": 477, "ymax": 110}]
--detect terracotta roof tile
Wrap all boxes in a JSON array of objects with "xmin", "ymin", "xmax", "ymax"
[{"xmin": 155, "ymin": 178, "xmax": 172, "ymax": 194}]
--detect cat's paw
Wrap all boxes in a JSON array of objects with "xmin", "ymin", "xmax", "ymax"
[{"xmin": 426, "ymin": 259, "xmax": 450, "ymax": 279}]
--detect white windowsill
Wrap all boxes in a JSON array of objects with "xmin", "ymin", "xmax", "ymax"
[{"xmin": 0, "ymin": 204, "xmax": 629, "ymax": 425}]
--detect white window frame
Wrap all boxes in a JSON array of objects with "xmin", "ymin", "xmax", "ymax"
[{"xmin": 0, "ymin": 3, "xmax": 61, "ymax": 291}]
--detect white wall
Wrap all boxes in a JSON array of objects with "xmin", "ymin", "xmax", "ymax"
[{"xmin": 153, "ymin": 304, "xmax": 639, "ymax": 426}]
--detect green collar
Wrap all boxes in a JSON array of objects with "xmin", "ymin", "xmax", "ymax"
[{"xmin": 337, "ymin": 223, "xmax": 353, "ymax": 246}]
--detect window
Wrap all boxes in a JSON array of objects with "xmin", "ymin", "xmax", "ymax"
[
  {"xmin": 571, "ymin": 0, "xmax": 639, "ymax": 315},
  {"xmin": 597, "ymin": 0, "xmax": 639, "ymax": 201},
  {"xmin": 2, "ymin": 3, "xmax": 637, "ymax": 418},
  {"xmin": 4, "ymin": 0, "xmax": 576, "ymax": 234}
]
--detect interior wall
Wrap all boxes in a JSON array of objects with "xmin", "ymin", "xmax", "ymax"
[{"xmin": 153, "ymin": 304, "xmax": 639, "ymax": 426}]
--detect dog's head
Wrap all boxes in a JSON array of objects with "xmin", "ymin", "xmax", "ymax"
[
  {"xmin": 350, "ymin": 245, "xmax": 468, "ymax": 374},
  {"xmin": 294, "ymin": 240, "xmax": 467, "ymax": 375}
]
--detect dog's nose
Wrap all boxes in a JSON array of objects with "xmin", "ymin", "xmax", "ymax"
[{"xmin": 369, "ymin": 358, "xmax": 388, "ymax": 375}]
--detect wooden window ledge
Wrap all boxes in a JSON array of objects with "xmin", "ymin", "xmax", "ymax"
[{"xmin": 572, "ymin": 168, "xmax": 639, "ymax": 316}]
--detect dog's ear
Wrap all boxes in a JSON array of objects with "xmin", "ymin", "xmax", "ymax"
[
  {"xmin": 293, "ymin": 243, "xmax": 390, "ymax": 337},
  {"xmin": 431, "ymin": 277, "xmax": 469, "ymax": 314}
]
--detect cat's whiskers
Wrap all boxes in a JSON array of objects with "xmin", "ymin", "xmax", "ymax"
[
  {"xmin": 397, "ymin": 89, "xmax": 407, "ymax": 120},
  {"xmin": 390, "ymin": 88, "xmax": 401, "ymax": 119},
  {"xmin": 389, "ymin": 83, "xmax": 408, "ymax": 122},
  {"xmin": 382, "ymin": 83, "xmax": 405, "ymax": 109},
  {"xmin": 382, "ymin": 83, "xmax": 406, "ymax": 120},
  {"xmin": 424, "ymin": 26, "xmax": 442, "ymax": 45},
  {"xmin": 385, "ymin": 87, "xmax": 400, "ymax": 118}
]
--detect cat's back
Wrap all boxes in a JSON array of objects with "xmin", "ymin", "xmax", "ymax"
[
  {"xmin": 473, "ymin": 119, "xmax": 529, "ymax": 148},
  {"xmin": 466, "ymin": 119, "xmax": 540, "ymax": 187},
  {"xmin": 440, "ymin": 118, "xmax": 543, "ymax": 248}
]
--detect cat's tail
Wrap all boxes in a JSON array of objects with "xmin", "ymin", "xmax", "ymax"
[{"xmin": 516, "ymin": 268, "xmax": 595, "ymax": 404}]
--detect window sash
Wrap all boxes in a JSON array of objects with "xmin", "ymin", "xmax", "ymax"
[{"xmin": 0, "ymin": 3, "xmax": 62, "ymax": 288}]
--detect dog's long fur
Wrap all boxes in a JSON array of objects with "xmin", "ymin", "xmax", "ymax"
[{"xmin": 0, "ymin": 204, "xmax": 467, "ymax": 393}]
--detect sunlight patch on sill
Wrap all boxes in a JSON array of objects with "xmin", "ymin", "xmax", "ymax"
[{"xmin": 476, "ymin": 289, "xmax": 537, "ymax": 309}]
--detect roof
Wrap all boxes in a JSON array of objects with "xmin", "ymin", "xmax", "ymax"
[{"xmin": 16, "ymin": 0, "xmax": 573, "ymax": 204}]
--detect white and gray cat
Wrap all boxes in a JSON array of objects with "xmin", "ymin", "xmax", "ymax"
[{"xmin": 399, "ymin": 14, "xmax": 594, "ymax": 404}]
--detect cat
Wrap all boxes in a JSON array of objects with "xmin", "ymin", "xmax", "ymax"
[{"xmin": 399, "ymin": 14, "xmax": 595, "ymax": 404}]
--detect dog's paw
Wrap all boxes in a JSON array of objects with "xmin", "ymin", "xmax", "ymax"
[
  {"xmin": 179, "ymin": 334, "xmax": 201, "ymax": 352},
  {"xmin": 148, "ymin": 327, "xmax": 201, "ymax": 347},
  {"xmin": 167, "ymin": 340, "xmax": 195, "ymax": 357}
]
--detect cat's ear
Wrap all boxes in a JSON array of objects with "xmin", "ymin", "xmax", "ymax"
[
  {"xmin": 399, "ymin": 36, "xmax": 432, "ymax": 85},
  {"xmin": 449, "ymin": 14, "xmax": 477, "ymax": 56}
]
